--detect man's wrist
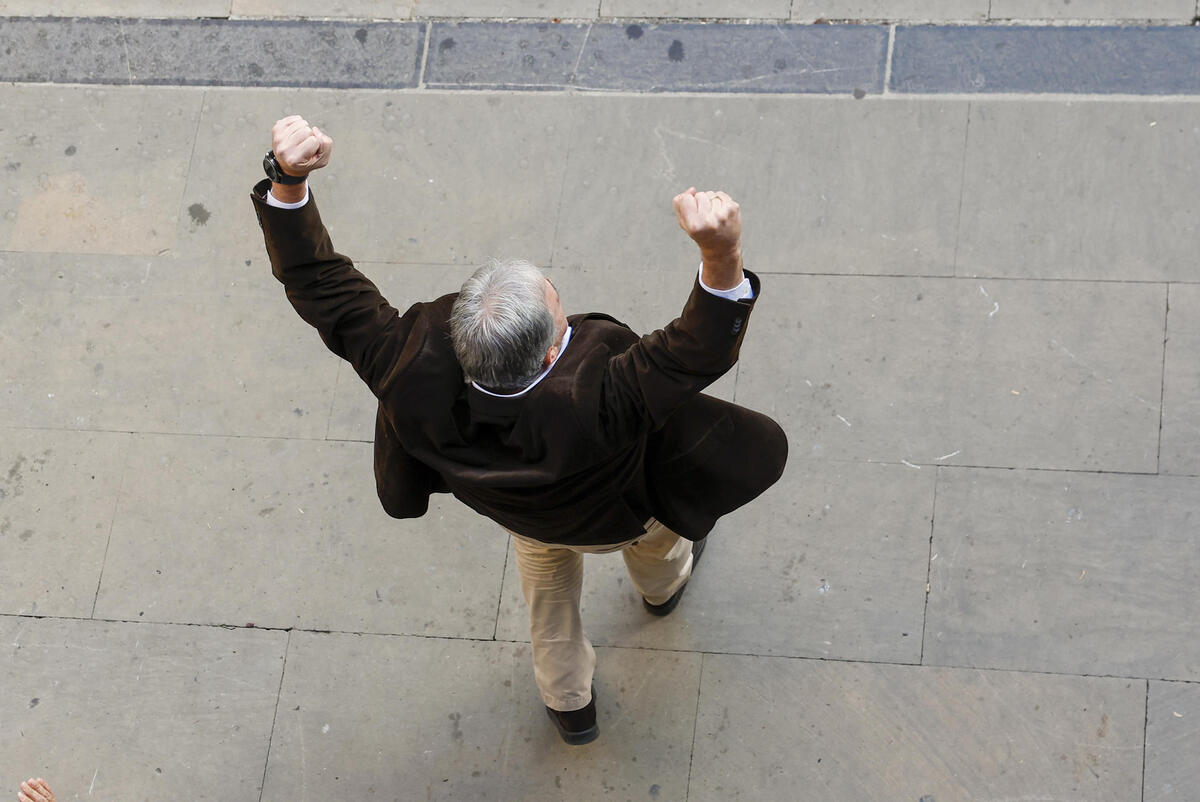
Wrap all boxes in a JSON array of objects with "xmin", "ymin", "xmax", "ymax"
[
  {"xmin": 699, "ymin": 244, "xmax": 744, "ymax": 291},
  {"xmin": 270, "ymin": 180, "xmax": 308, "ymax": 204}
]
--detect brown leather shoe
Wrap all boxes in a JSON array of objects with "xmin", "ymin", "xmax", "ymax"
[
  {"xmin": 545, "ymin": 688, "xmax": 599, "ymax": 745},
  {"xmin": 643, "ymin": 537, "xmax": 707, "ymax": 616}
]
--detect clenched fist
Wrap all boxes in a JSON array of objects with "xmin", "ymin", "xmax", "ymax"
[
  {"xmin": 271, "ymin": 115, "xmax": 333, "ymax": 177},
  {"xmin": 673, "ymin": 188, "xmax": 741, "ymax": 257},
  {"xmin": 673, "ymin": 187, "xmax": 743, "ymax": 290}
]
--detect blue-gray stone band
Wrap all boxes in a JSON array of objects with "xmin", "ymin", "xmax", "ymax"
[{"xmin": 2, "ymin": 17, "xmax": 1198, "ymax": 94}]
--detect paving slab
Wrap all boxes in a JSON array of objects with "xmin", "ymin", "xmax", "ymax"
[
  {"xmin": 691, "ymin": 654, "xmax": 1145, "ymax": 801},
  {"xmin": 957, "ymin": 101, "xmax": 1200, "ymax": 282},
  {"xmin": 0, "ymin": 266, "xmax": 340, "ymax": 438},
  {"xmin": 892, "ymin": 26, "xmax": 1200, "ymax": 94},
  {"xmin": 1161, "ymin": 283, "xmax": 1200, "ymax": 475},
  {"xmin": 990, "ymin": 0, "xmax": 1195, "ymax": 20},
  {"xmin": 262, "ymin": 632, "xmax": 700, "ymax": 801},
  {"xmin": 184, "ymin": 88, "xmax": 574, "ymax": 267},
  {"xmin": 231, "ymin": 0, "xmax": 414, "ymax": 18},
  {"xmin": 0, "ymin": 17, "xmax": 128, "ymax": 83},
  {"xmin": 553, "ymin": 96, "xmax": 965, "ymax": 277},
  {"xmin": 121, "ymin": 18, "xmax": 424, "ymax": 88},
  {"xmin": 425, "ymin": 21, "xmax": 590, "ymax": 89},
  {"xmin": 791, "ymin": 0, "xmax": 988, "ymax": 20},
  {"xmin": 0, "ymin": 85, "xmax": 201, "ymax": 256},
  {"xmin": 496, "ymin": 460, "xmax": 932, "ymax": 663},
  {"xmin": 94, "ymin": 433, "xmax": 508, "ymax": 637},
  {"xmin": 1145, "ymin": 680, "xmax": 1200, "ymax": 801},
  {"xmin": 927, "ymin": 467, "xmax": 1200, "ymax": 681},
  {"xmin": 600, "ymin": 0, "xmax": 791, "ymax": 19},
  {"xmin": 574, "ymin": 22, "xmax": 887, "ymax": 92},
  {"xmin": 735, "ymin": 274, "xmax": 1164, "ymax": 472},
  {"xmin": 0, "ymin": 429, "xmax": 128, "ymax": 618},
  {"xmin": 0, "ymin": 616, "xmax": 285, "ymax": 801}
]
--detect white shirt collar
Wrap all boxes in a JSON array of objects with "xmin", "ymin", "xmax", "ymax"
[{"xmin": 472, "ymin": 325, "xmax": 573, "ymax": 398}]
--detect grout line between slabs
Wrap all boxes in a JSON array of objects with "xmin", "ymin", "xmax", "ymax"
[
  {"xmin": 684, "ymin": 653, "xmax": 706, "ymax": 802},
  {"xmin": 918, "ymin": 466, "xmax": 940, "ymax": 664},
  {"xmin": 257, "ymin": 629, "xmax": 291, "ymax": 802},
  {"xmin": 883, "ymin": 24, "xmax": 895, "ymax": 94},
  {"xmin": 1141, "ymin": 678, "xmax": 1150, "ymax": 802},
  {"xmin": 416, "ymin": 20, "xmax": 431, "ymax": 89},
  {"xmin": 89, "ymin": 434, "xmax": 134, "ymax": 618},
  {"xmin": 116, "ymin": 18, "xmax": 134, "ymax": 85},
  {"xmin": 950, "ymin": 100, "xmax": 973, "ymax": 275},
  {"xmin": 546, "ymin": 101, "xmax": 580, "ymax": 268},
  {"xmin": 7, "ymin": 610, "xmax": 1197, "ymax": 686},
  {"xmin": 179, "ymin": 89, "xmax": 209, "ymax": 247},
  {"xmin": 491, "ymin": 537, "xmax": 511, "ymax": 640},
  {"xmin": 1156, "ymin": 284, "xmax": 1171, "ymax": 474}
]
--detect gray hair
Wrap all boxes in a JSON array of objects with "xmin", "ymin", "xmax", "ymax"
[{"xmin": 450, "ymin": 258, "xmax": 556, "ymax": 391}]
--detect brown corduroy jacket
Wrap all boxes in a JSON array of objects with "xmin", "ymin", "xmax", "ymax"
[{"xmin": 252, "ymin": 180, "xmax": 787, "ymax": 546}]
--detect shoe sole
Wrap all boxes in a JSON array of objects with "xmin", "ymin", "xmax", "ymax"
[{"xmin": 546, "ymin": 708, "xmax": 600, "ymax": 745}]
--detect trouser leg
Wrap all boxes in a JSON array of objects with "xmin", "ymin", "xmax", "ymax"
[
  {"xmin": 621, "ymin": 519, "xmax": 693, "ymax": 606},
  {"xmin": 511, "ymin": 534, "xmax": 595, "ymax": 712}
]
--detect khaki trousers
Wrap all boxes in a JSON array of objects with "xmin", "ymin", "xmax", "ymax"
[{"xmin": 507, "ymin": 519, "xmax": 693, "ymax": 712}]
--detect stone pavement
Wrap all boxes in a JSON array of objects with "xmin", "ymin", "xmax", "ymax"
[{"xmin": 1, "ymin": 5, "xmax": 1199, "ymax": 802}]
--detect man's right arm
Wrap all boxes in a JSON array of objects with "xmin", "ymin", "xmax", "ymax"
[{"xmin": 596, "ymin": 189, "xmax": 759, "ymax": 439}]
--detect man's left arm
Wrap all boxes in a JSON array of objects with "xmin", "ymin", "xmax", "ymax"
[{"xmin": 252, "ymin": 116, "xmax": 419, "ymax": 398}]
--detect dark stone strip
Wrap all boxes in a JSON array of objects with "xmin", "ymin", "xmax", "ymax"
[
  {"xmin": 2, "ymin": 17, "xmax": 1200, "ymax": 94},
  {"xmin": 427, "ymin": 22, "xmax": 887, "ymax": 93},
  {"xmin": 891, "ymin": 25, "xmax": 1200, "ymax": 94},
  {"xmin": 0, "ymin": 17, "xmax": 424, "ymax": 88}
]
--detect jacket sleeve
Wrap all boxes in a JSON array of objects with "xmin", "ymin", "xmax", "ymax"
[
  {"xmin": 596, "ymin": 270, "xmax": 761, "ymax": 442},
  {"xmin": 251, "ymin": 180, "xmax": 419, "ymax": 397}
]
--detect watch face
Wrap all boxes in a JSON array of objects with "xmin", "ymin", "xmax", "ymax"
[{"xmin": 263, "ymin": 152, "xmax": 282, "ymax": 182}]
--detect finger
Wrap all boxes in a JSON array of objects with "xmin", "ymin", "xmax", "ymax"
[
  {"xmin": 272, "ymin": 115, "xmax": 302, "ymax": 137},
  {"xmin": 312, "ymin": 126, "xmax": 334, "ymax": 160},
  {"xmin": 294, "ymin": 135, "xmax": 321, "ymax": 164},
  {"xmin": 279, "ymin": 122, "xmax": 314, "ymax": 153},
  {"xmin": 276, "ymin": 117, "xmax": 308, "ymax": 148}
]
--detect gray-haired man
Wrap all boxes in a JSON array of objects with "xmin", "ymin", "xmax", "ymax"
[{"xmin": 254, "ymin": 115, "xmax": 787, "ymax": 745}]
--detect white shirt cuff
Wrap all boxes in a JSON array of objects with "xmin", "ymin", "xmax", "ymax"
[
  {"xmin": 698, "ymin": 264, "xmax": 754, "ymax": 301},
  {"xmin": 264, "ymin": 186, "xmax": 310, "ymax": 209}
]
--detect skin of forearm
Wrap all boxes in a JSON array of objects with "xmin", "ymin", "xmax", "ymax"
[
  {"xmin": 271, "ymin": 180, "xmax": 308, "ymax": 204},
  {"xmin": 700, "ymin": 245, "xmax": 744, "ymax": 290}
]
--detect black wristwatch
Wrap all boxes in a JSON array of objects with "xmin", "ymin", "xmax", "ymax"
[{"xmin": 263, "ymin": 150, "xmax": 307, "ymax": 185}]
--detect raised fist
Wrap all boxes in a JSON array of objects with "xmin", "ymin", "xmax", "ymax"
[
  {"xmin": 672, "ymin": 188, "xmax": 741, "ymax": 257},
  {"xmin": 271, "ymin": 115, "xmax": 333, "ymax": 177}
]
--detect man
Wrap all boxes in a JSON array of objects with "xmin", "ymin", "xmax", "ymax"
[{"xmin": 252, "ymin": 115, "xmax": 787, "ymax": 745}]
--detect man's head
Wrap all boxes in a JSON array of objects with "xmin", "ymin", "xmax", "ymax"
[{"xmin": 450, "ymin": 258, "xmax": 568, "ymax": 392}]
